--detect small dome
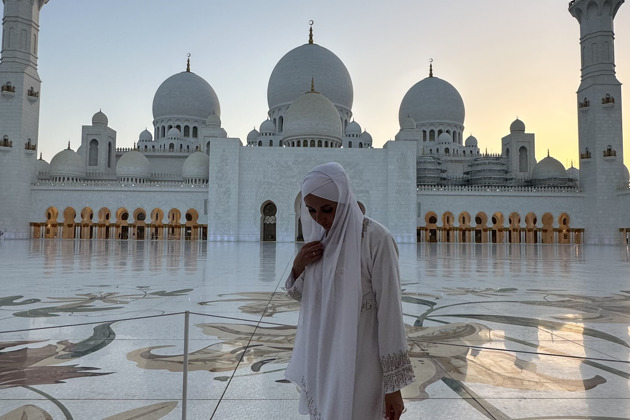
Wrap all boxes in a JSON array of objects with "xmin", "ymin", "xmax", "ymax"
[
  {"xmin": 346, "ymin": 120, "xmax": 362, "ymax": 135},
  {"xmin": 207, "ymin": 112, "xmax": 221, "ymax": 127},
  {"xmin": 438, "ymin": 132, "xmax": 453, "ymax": 144},
  {"xmin": 268, "ymin": 43, "xmax": 353, "ymax": 112},
  {"xmin": 566, "ymin": 165, "xmax": 579, "ymax": 180},
  {"xmin": 465, "ymin": 135, "xmax": 478, "ymax": 147},
  {"xmin": 282, "ymin": 91, "xmax": 342, "ymax": 141},
  {"xmin": 34, "ymin": 157, "xmax": 50, "ymax": 178},
  {"xmin": 531, "ymin": 155, "xmax": 566, "ymax": 179},
  {"xmin": 399, "ymin": 76, "xmax": 465, "ymax": 127},
  {"xmin": 50, "ymin": 149, "xmax": 86, "ymax": 178},
  {"xmin": 92, "ymin": 110, "xmax": 108, "ymax": 126},
  {"xmin": 361, "ymin": 131, "xmax": 373, "ymax": 144},
  {"xmin": 510, "ymin": 118, "xmax": 525, "ymax": 133},
  {"xmin": 182, "ymin": 151, "xmax": 209, "ymax": 180},
  {"xmin": 167, "ymin": 128, "xmax": 182, "ymax": 139},
  {"xmin": 247, "ymin": 128, "xmax": 260, "ymax": 142},
  {"xmin": 116, "ymin": 150, "xmax": 151, "ymax": 179},
  {"xmin": 260, "ymin": 119, "xmax": 275, "ymax": 134},
  {"xmin": 138, "ymin": 129, "xmax": 153, "ymax": 142},
  {"xmin": 152, "ymin": 71, "xmax": 220, "ymax": 120},
  {"xmin": 400, "ymin": 116, "xmax": 416, "ymax": 130}
]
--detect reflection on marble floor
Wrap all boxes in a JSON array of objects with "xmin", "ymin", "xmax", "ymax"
[{"xmin": 0, "ymin": 240, "xmax": 629, "ymax": 419}]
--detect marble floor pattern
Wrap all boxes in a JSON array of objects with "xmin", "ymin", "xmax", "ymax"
[{"xmin": 0, "ymin": 239, "xmax": 629, "ymax": 420}]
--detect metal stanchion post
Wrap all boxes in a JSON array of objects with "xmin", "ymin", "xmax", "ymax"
[{"xmin": 182, "ymin": 311, "xmax": 190, "ymax": 420}]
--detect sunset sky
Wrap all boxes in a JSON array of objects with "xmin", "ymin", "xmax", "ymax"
[{"xmin": 28, "ymin": 0, "xmax": 630, "ymax": 170}]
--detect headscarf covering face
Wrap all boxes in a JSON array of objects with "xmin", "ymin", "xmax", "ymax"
[{"xmin": 285, "ymin": 162, "xmax": 364, "ymax": 419}]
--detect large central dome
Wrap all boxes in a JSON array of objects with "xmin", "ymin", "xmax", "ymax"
[
  {"xmin": 153, "ymin": 71, "xmax": 220, "ymax": 120},
  {"xmin": 267, "ymin": 43, "xmax": 353, "ymax": 112},
  {"xmin": 399, "ymin": 76, "xmax": 465, "ymax": 127}
]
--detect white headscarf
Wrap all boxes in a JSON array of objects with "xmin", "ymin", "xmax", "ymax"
[{"xmin": 285, "ymin": 162, "xmax": 364, "ymax": 419}]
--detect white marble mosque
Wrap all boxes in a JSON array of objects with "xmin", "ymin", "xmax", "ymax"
[
  {"xmin": 1, "ymin": 2, "xmax": 630, "ymax": 419},
  {"xmin": 0, "ymin": 0, "xmax": 629, "ymax": 245}
]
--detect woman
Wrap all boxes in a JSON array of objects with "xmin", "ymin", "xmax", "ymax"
[{"xmin": 285, "ymin": 162, "xmax": 415, "ymax": 420}]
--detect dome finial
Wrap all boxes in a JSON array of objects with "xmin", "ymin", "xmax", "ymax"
[
  {"xmin": 308, "ymin": 20, "xmax": 314, "ymax": 44},
  {"xmin": 429, "ymin": 58, "xmax": 434, "ymax": 77},
  {"xmin": 67, "ymin": 141, "xmax": 71, "ymax": 150},
  {"xmin": 186, "ymin": 53, "xmax": 191, "ymax": 72},
  {"xmin": 310, "ymin": 77, "xmax": 315, "ymax": 92},
  {"xmin": 39, "ymin": 152, "xmax": 42, "ymax": 160},
  {"xmin": 547, "ymin": 149, "xmax": 550, "ymax": 157}
]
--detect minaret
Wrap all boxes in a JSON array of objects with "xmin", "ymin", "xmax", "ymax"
[
  {"xmin": 569, "ymin": 0, "xmax": 625, "ymax": 245},
  {"xmin": 0, "ymin": 0, "xmax": 48, "ymax": 238}
]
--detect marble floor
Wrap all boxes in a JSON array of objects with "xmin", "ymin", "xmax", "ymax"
[{"xmin": 0, "ymin": 239, "xmax": 629, "ymax": 420}]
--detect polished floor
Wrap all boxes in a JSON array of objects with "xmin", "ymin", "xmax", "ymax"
[{"xmin": 0, "ymin": 239, "xmax": 629, "ymax": 419}]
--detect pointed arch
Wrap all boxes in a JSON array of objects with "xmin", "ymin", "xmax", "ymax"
[
  {"xmin": 151, "ymin": 208, "xmax": 165, "ymax": 239},
  {"xmin": 442, "ymin": 211, "xmax": 455, "ymax": 242},
  {"xmin": 168, "ymin": 208, "xmax": 182, "ymax": 240},
  {"xmin": 185, "ymin": 208, "xmax": 199, "ymax": 240},
  {"xmin": 44, "ymin": 206, "xmax": 59, "ymax": 239},
  {"xmin": 425, "ymin": 211, "xmax": 439, "ymax": 243},
  {"xmin": 558, "ymin": 212, "xmax": 571, "ymax": 244},
  {"xmin": 134, "ymin": 208, "xmax": 147, "ymax": 240},
  {"xmin": 261, "ymin": 201, "xmax": 277, "ymax": 241},
  {"xmin": 474, "ymin": 212, "xmax": 488, "ymax": 243}
]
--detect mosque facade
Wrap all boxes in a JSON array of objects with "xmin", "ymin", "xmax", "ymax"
[{"xmin": 0, "ymin": 0, "xmax": 628, "ymax": 245}]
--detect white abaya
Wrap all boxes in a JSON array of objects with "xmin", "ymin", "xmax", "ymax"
[{"xmin": 286, "ymin": 217, "xmax": 415, "ymax": 420}]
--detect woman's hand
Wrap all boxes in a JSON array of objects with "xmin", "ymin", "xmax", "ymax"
[
  {"xmin": 384, "ymin": 390, "xmax": 405, "ymax": 420},
  {"xmin": 291, "ymin": 241, "xmax": 323, "ymax": 278}
]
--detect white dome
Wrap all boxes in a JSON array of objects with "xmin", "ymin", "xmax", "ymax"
[
  {"xmin": 182, "ymin": 151, "xmax": 209, "ymax": 180},
  {"xmin": 167, "ymin": 128, "xmax": 182, "ymax": 139},
  {"xmin": 438, "ymin": 132, "xmax": 453, "ymax": 144},
  {"xmin": 361, "ymin": 131, "xmax": 373, "ymax": 144},
  {"xmin": 465, "ymin": 135, "xmax": 478, "ymax": 147},
  {"xmin": 92, "ymin": 110, "xmax": 108, "ymax": 126},
  {"xmin": 346, "ymin": 120, "xmax": 361, "ymax": 135},
  {"xmin": 207, "ymin": 112, "xmax": 221, "ymax": 127},
  {"xmin": 138, "ymin": 129, "xmax": 152, "ymax": 142},
  {"xmin": 152, "ymin": 71, "xmax": 220, "ymax": 120},
  {"xmin": 260, "ymin": 119, "xmax": 275, "ymax": 134},
  {"xmin": 620, "ymin": 164, "xmax": 629, "ymax": 184},
  {"xmin": 531, "ymin": 156, "xmax": 566, "ymax": 179},
  {"xmin": 34, "ymin": 157, "xmax": 50, "ymax": 178},
  {"xmin": 282, "ymin": 91, "xmax": 342, "ymax": 140},
  {"xmin": 400, "ymin": 116, "xmax": 416, "ymax": 130},
  {"xmin": 50, "ymin": 149, "xmax": 86, "ymax": 178},
  {"xmin": 268, "ymin": 43, "xmax": 353, "ymax": 112},
  {"xmin": 399, "ymin": 76, "xmax": 465, "ymax": 127},
  {"xmin": 116, "ymin": 150, "xmax": 151, "ymax": 179},
  {"xmin": 566, "ymin": 165, "xmax": 579, "ymax": 179},
  {"xmin": 510, "ymin": 118, "xmax": 526, "ymax": 133},
  {"xmin": 247, "ymin": 128, "xmax": 260, "ymax": 142}
]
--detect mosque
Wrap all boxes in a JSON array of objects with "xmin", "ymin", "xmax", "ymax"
[{"xmin": 0, "ymin": 0, "xmax": 628, "ymax": 245}]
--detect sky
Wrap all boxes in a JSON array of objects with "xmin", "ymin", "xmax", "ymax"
[{"xmin": 21, "ymin": 0, "xmax": 630, "ymax": 170}]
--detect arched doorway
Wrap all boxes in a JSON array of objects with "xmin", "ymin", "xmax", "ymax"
[
  {"xmin": 80, "ymin": 207, "xmax": 94, "ymax": 239},
  {"xmin": 168, "ymin": 208, "xmax": 182, "ymax": 240},
  {"xmin": 261, "ymin": 201, "xmax": 277, "ymax": 242},
  {"xmin": 134, "ymin": 208, "xmax": 147, "ymax": 240},
  {"xmin": 425, "ymin": 212, "xmax": 438, "ymax": 243},
  {"xmin": 151, "ymin": 208, "xmax": 164, "ymax": 240},
  {"xmin": 558, "ymin": 213, "xmax": 571, "ymax": 244},
  {"xmin": 97, "ymin": 207, "xmax": 111, "ymax": 239},
  {"xmin": 45, "ymin": 207, "xmax": 59, "ymax": 239},
  {"xmin": 116, "ymin": 208, "xmax": 130, "ymax": 240},
  {"xmin": 442, "ymin": 212, "xmax": 455, "ymax": 242},
  {"xmin": 474, "ymin": 212, "xmax": 488, "ymax": 243},
  {"xmin": 185, "ymin": 209, "xmax": 199, "ymax": 240}
]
